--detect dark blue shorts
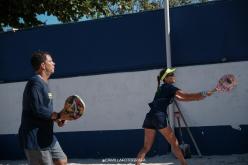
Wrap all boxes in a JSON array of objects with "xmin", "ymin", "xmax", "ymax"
[{"xmin": 142, "ymin": 111, "xmax": 168, "ymax": 129}]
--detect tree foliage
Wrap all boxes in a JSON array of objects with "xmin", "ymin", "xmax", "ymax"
[{"xmin": 0, "ymin": 0, "xmax": 209, "ymax": 31}]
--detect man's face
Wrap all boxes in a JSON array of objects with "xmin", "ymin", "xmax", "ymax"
[{"xmin": 43, "ymin": 55, "xmax": 55, "ymax": 75}]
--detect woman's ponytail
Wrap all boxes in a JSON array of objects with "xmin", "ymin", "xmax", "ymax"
[
  {"xmin": 157, "ymin": 75, "xmax": 160, "ymax": 90},
  {"xmin": 157, "ymin": 68, "xmax": 167, "ymax": 90}
]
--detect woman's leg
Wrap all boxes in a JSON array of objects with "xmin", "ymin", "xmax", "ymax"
[
  {"xmin": 159, "ymin": 127, "xmax": 187, "ymax": 165},
  {"xmin": 135, "ymin": 128, "xmax": 156, "ymax": 165}
]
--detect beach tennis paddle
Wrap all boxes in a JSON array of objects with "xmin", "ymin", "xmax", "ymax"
[
  {"xmin": 60, "ymin": 95, "xmax": 85, "ymax": 120},
  {"xmin": 211, "ymin": 74, "xmax": 237, "ymax": 93}
]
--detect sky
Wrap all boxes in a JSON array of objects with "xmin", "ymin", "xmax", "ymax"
[
  {"xmin": 4, "ymin": 14, "xmax": 86, "ymax": 32},
  {"xmin": 37, "ymin": 14, "xmax": 60, "ymax": 25},
  {"xmin": 3, "ymin": 0, "xmax": 214, "ymax": 32}
]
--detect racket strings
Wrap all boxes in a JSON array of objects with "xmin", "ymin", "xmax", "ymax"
[
  {"xmin": 216, "ymin": 74, "xmax": 237, "ymax": 92},
  {"xmin": 64, "ymin": 95, "xmax": 85, "ymax": 119}
]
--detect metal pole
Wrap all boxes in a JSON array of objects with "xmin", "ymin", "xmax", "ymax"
[
  {"xmin": 164, "ymin": 0, "xmax": 172, "ymax": 68},
  {"xmin": 174, "ymin": 100, "xmax": 203, "ymax": 157},
  {"xmin": 164, "ymin": 0, "xmax": 174, "ymax": 130}
]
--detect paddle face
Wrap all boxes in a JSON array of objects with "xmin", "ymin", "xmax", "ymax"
[
  {"xmin": 215, "ymin": 74, "xmax": 237, "ymax": 92},
  {"xmin": 62, "ymin": 95, "xmax": 85, "ymax": 120}
]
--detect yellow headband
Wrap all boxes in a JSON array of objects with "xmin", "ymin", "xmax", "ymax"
[{"xmin": 160, "ymin": 68, "xmax": 176, "ymax": 81}]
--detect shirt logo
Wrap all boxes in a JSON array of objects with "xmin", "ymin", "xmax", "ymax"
[{"xmin": 48, "ymin": 92, "xmax": 53, "ymax": 99}]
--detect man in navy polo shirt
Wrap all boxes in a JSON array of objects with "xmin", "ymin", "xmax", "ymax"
[{"xmin": 18, "ymin": 51, "xmax": 71, "ymax": 165}]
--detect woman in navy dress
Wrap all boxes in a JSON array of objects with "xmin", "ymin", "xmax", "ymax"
[{"xmin": 136, "ymin": 68, "xmax": 212, "ymax": 165}]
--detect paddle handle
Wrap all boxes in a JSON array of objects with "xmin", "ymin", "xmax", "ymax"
[{"xmin": 210, "ymin": 88, "xmax": 217, "ymax": 93}]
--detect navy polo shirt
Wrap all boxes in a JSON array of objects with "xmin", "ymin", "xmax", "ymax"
[{"xmin": 18, "ymin": 75, "xmax": 57, "ymax": 149}]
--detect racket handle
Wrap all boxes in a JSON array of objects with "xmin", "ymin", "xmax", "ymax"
[
  {"xmin": 210, "ymin": 88, "xmax": 217, "ymax": 93},
  {"xmin": 201, "ymin": 89, "xmax": 215, "ymax": 97}
]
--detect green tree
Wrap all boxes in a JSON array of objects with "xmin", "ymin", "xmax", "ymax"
[
  {"xmin": 170, "ymin": 0, "xmax": 191, "ymax": 7},
  {"xmin": 0, "ymin": 0, "xmax": 209, "ymax": 32}
]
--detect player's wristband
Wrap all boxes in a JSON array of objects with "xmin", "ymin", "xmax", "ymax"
[{"xmin": 200, "ymin": 91, "xmax": 208, "ymax": 97}]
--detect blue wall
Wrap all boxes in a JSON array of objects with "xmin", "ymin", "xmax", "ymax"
[
  {"xmin": 170, "ymin": 0, "xmax": 248, "ymax": 66},
  {"xmin": 0, "ymin": 0, "xmax": 247, "ymax": 83},
  {"xmin": 1, "ymin": 125, "xmax": 248, "ymax": 160}
]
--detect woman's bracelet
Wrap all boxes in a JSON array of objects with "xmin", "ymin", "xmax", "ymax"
[{"xmin": 200, "ymin": 91, "xmax": 208, "ymax": 97}]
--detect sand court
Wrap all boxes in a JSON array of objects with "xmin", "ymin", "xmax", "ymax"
[{"xmin": 0, "ymin": 153, "xmax": 248, "ymax": 165}]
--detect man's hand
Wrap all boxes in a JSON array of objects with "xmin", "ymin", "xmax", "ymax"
[
  {"xmin": 56, "ymin": 120, "xmax": 66, "ymax": 127},
  {"xmin": 59, "ymin": 110, "xmax": 76, "ymax": 121},
  {"xmin": 51, "ymin": 111, "xmax": 75, "ymax": 121},
  {"xmin": 51, "ymin": 112, "xmax": 59, "ymax": 120}
]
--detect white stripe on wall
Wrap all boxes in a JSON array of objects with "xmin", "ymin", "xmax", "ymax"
[{"xmin": 0, "ymin": 61, "xmax": 247, "ymax": 134}]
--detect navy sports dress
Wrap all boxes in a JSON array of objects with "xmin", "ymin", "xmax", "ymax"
[{"xmin": 142, "ymin": 83, "xmax": 179, "ymax": 129}]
